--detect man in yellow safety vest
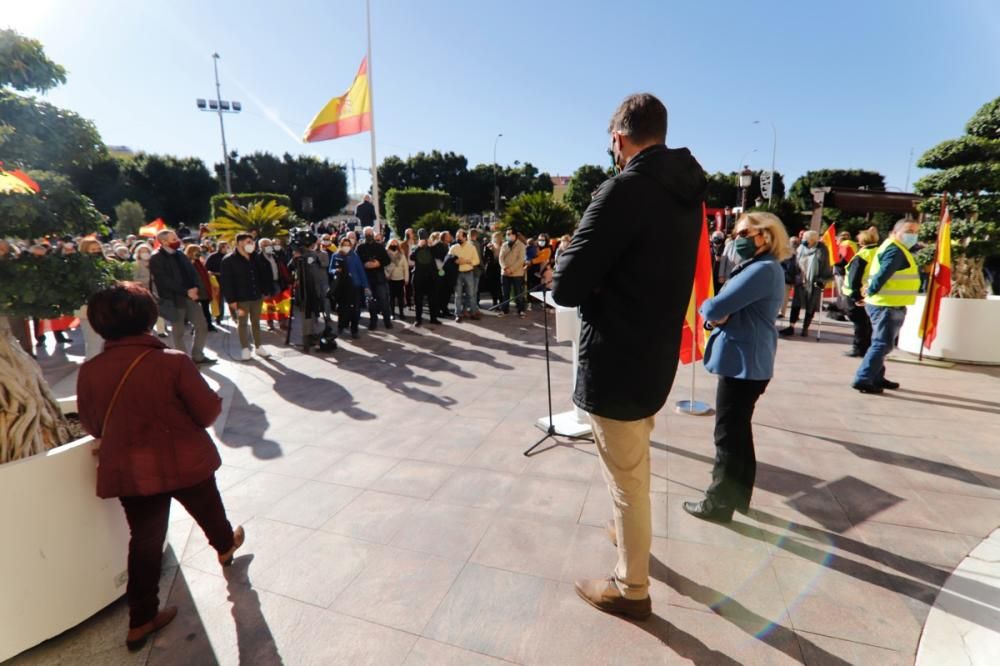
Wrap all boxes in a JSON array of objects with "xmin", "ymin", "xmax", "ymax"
[
  {"xmin": 852, "ymin": 219, "xmax": 921, "ymax": 394},
  {"xmin": 841, "ymin": 227, "xmax": 880, "ymax": 357}
]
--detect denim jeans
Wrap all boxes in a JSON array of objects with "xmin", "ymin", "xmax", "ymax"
[
  {"xmin": 854, "ymin": 305, "xmax": 906, "ymax": 385},
  {"xmin": 454, "ymin": 271, "xmax": 477, "ymax": 315},
  {"xmin": 368, "ymin": 281, "xmax": 391, "ymax": 326},
  {"xmin": 501, "ymin": 276, "xmax": 526, "ymax": 314}
]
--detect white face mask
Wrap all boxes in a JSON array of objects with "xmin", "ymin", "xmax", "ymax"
[
  {"xmin": 263, "ymin": 246, "xmax": 273, "ymax": 254},
  {"xmin": 138, "ymin": 253, "xmax": 150, "ymax": 262},
  {"xmin": 243, "ymin": 243, "xmax": 255, "ymax": 254}
]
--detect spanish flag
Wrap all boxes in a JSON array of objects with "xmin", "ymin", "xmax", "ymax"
[
  {"xmin": 0, "ymin": 167, "xmax": 40, "ymax": 194},
  {"xmin": 919, "ymin": 203, "xmax": 952, "ymax": 348},
  {"xmin": 821, "ymin": 223, "xmax": 837, "ymax": 266},
  {"xmin": 679, "ymin": 204, "xmax": 715, "ymax": 364},
  {"xmin": 303, "ymin": 58, "xmax": 372, "ymax": 142},
  {"xmin": 138, "ymin": 218, "xmax": 166, "ymax": 238}
]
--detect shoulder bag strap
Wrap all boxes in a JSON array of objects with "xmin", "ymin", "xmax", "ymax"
[{"xmin": 100, "ymin": 349, "xmax": 154, "ymax": 436}]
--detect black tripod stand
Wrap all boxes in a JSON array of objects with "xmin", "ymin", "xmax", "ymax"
[{"xmin": 523, "ymin": 284, "xmax": 593, "ymax": 457}]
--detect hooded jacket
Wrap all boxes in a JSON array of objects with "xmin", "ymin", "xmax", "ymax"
[{"xmin": 552, "ymin": 144, "xmax": 706, "ymax": 420}]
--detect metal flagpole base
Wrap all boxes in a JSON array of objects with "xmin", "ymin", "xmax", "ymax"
[{"xmin": 674, "ymin": 400, "xmax": 714, "ymax": 416}]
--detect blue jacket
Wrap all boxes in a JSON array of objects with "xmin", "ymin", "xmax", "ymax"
[
  {"xmin": 700, "ymin": 254, "xmax": 784, "ymax": 380},
  {"xmin": 329, "ymin": 251, "xmax": 369, "ymax": 290}
]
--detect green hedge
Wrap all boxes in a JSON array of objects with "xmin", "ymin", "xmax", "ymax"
[
  {"xmin": 384, "ymin": 188, "xmax": 451, "ymax": 237},
  {"xmin": 412, "ymin": 210, "xmax": 462, "ymax": 234},
  {"xmin": 210, "ymin": 192, "xmax": 291, "ymax": 220}
]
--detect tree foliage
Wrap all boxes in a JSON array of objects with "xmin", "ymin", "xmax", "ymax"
[
  {"xmin": 219, "ymin": 151, "xmax": 348, "ymax": 219},
  {"xmin": 704, "ymin": 170, "xmax": 786, "ymax": 209},
  {"xmin": 412, "ymin": 209, "xmax": 462, "ymax": 234},
  {"xmin": 113, "ymin": 199, "xmax": 146, "ymax": 237},
  {"xmin": 0, "ymin": 92, "xmax": 105, "ymax": 173},
  {"xmin": 209, "ymin": 199, "xmax": 291, "ymax": 241},
  {"xmin": 564, "ymin": 164, "xmax": 608, "ymax": 216},
  {"xmin": 0, "ymin": 29, "xmax": 66, "ymax": 93},
  {"xmin": 914, "ymin": 96, "xmax": 1000, "ymax": 298},
  {"xmin": 384, "ymin": 188, "xmax": 451, "ymax": 237},
  {"xmin": 0, "ymin": 170, "xmax": 105, "ymax": 240},
  {"xmin": 787, "ymin": 169, "xmax": 886, "ymax": 212},
  {"xmin": 499, "ymin": 192, "xmax": 576, "ymax": 238},
  {"xmin": 377, "ymin": 151, "xmax": 553, "ymax": 216}
]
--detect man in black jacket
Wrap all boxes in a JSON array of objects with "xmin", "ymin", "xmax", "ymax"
[
  {"xmin": 356, "ymin": 227, "xmax": 393, "ymax": 329},
  {"xmin": 149, "ymin": 229, "xmax": 216, "ymax": 365},
  {"xmin": 552, "ymin": 93, "xmax": 706, "ymax": 620},
  {"xmin": 355, "ymin": 194, "xmax": 377, "ymax": 229},
  {"xmin": 220, "ymin": 233, "xmax": 272, "ymax": 360}
]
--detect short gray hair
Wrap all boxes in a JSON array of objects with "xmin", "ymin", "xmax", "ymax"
[{"xmin": 893, "ymin": 218, "xmax": 918, "ymax": 232}]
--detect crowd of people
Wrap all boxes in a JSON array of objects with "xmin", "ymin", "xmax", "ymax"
[{"xmin": 0, "ymin": 219, "xmax": 571, "ymax": 359}]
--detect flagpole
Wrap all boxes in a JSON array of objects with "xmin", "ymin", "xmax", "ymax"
[
  {"xmin": 366, "ymin": 0, "xmax": 381, "ymax": 232},
  {"xmin": 917, "ymin": 195, "xmax": 946, "ymax": 361}
]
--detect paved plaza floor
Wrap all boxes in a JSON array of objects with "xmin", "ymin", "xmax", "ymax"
[{"xmin": 14, "ymin": 306, "xmax": 1000, "ymax": 665}]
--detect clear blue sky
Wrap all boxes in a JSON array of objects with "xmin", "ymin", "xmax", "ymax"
[{"xmin": 7, "ymin": 0, "xmax": 1000, "ymax": 196}]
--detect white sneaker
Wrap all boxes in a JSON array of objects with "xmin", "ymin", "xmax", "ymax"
[
  {"xmin": 240, "ymin": 348, "xmax": 251, "ymax": 361},
  {"xmin": 256, "ymin": 346, "xmax": 272, "ymax": 358}
]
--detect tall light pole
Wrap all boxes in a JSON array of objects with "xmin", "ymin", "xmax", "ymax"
[
  {"xmin": 493, "ymin": 132, "xmax": 503, "ymax": 219},
  {"xmin": 196, "ymin": 53, "xmax": 241, "ymax": 194},
  {"xmin": 753, "ymin": 120, "xmax": 777, "ymax": 202}
]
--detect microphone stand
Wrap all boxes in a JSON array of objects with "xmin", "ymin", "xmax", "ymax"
[{"xmin": 523, "ymin": 283, "xmax": 593, "ymax": 457}]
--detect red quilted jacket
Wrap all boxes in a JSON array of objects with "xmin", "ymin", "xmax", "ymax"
[{"xmin": 77, "ymin": 334, "xmax": 222, "ymax": 498}]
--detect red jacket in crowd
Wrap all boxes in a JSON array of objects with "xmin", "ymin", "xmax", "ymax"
[{"xmin": 77, "ymin": 334, "xmax": 222, "ymax": 498}]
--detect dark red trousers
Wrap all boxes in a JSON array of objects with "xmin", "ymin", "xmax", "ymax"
[{"xmin": 119, "ymin": 475, "xmax": 234, "ymax": 628}]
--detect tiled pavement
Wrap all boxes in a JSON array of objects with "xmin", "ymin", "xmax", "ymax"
[{"xmin": 15, "ymin": 306, "xmax": 1000, "ymax": 665}]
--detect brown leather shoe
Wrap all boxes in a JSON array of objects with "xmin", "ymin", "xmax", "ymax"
[
  {"xmin": 605, "ymin": 519, "xmax": 618, "ymax": 547},
  {"xmin": 126, "ymin": 606, "xmax": 178, "ymax": 651},
  {"xmin": 218, "ymin": 525, "xmax": 245, "ymax": 567},
  {"xmin": 574, "ymin": 577, "xmax": 651, "ymax": 620}
]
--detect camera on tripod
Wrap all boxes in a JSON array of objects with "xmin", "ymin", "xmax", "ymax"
[{"xmin": 289, "ymin": 227, "xmax": 318, "ymax": 251}]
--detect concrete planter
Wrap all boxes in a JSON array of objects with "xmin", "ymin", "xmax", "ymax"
[
  {"xmin": 899, "ymin": 295, "xmax": 1000, "ymax": 365},
  {"xmin": 0, "ymin": 397, "xmax": 129, "ymax": 662}
]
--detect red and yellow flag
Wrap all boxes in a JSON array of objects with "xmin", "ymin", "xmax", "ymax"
[
  {"xmin": 262, "ymin": 288, "xmax": 292, "ymax": 321},
  {"xmin": 919, "ymin": 204, "xmax": 952, "ymax": 348},
  {"xmin": 680, "ymin": 204, "xmax": 716, "ymax": 365},
  {"xmin": 138, "ymin": 218, "xmax": 166, "ymax": 238},
  {"xmin": 303, "ymin": 58, "xmax": 372, "ymax": 142},
  {"xmin": 0, "ymin": 167, "xmax": 40, "ymax": 194},
  {"xmin": 821, "ymin": 223, "xmax": 837, "ymax": 266}
]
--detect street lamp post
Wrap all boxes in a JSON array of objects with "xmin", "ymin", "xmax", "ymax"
[
  {"xmin": 753, "ymin": 120, "xmax": 777, "ymax": 202},
  {"xmin": 493, "ymin": 133, "xmax": 503, "ymax": 220},
  {"xmin": 738, "ymin": 166, "xmax": 753, "ymax": 211},
  {"xmin": 196, "ymin": 53, "xmax": 242, "ymax": 194}
]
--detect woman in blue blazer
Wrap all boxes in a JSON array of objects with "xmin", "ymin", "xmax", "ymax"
[{"xmin": 684, "ymin": 212, "xmax": 793, "ymax": 523}]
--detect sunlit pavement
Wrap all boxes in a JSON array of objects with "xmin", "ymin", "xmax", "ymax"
[{"xmin": 20, "ymin": 308, "xmax": 1000, "ymax": 665}]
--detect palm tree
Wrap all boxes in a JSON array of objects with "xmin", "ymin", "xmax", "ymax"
[{"xmin": 209, "ymin": 199, "xmax": 292, "ymax": 241}]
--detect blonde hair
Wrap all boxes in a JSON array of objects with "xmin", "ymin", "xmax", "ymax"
[
  {"xmin": 856, "ymin": 226, "xmax": 879, "ymax": 246},
  {"xmin": 738, "ymin": 212, "xmax": 793, "ymax": 261},
  {"xmin": 78, "ymin": 238, "xmax": 103, "ymax": 255}
]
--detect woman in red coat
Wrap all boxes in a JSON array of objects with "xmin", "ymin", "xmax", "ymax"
[{"xmin": 77, "ymin": 282, "xmax": 244, "ymax": 651}]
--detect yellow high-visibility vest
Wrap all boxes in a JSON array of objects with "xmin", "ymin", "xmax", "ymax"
[
  {"xmin": 867, "ymin": 238, "xmax": 919, "ymax": 307},
  {"xmin": 841, "ymin": 245, "xmax": 878, "ymax": 298}
]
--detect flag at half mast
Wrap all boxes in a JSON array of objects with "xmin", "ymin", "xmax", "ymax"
[{"xmin": 303, "ymin": 58, "xmax": 372, "ymax": 142}]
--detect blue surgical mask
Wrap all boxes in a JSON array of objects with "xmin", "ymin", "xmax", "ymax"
[{"xmin": 901, "ymin": 232, "xmax": 919, "ymax": 248}]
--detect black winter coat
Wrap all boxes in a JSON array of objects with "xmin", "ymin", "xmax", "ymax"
[
  {"xmin": 219, "ymin": 251, "xmax": 271, "ymax": 304},
  {"xmin": 552, "ymin": 144, "xmax": 706, "ymax": 421}
]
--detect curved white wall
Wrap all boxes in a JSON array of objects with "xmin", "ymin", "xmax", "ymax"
[
  {"xmin": 0, "ymin": 399, "xmax": 129, "ymax": 662},
  {"xmin": 899, "ymin": 296, "xmax": 1000, "ymax": 365}
]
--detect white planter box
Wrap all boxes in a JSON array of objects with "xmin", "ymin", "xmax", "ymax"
[
  {"xmin": 0, "ymin": 397, "xmax": 129, "ymax": 662},
  {"xmin": 899, "ymin": 295, "xmax": 1000, "ymax": 365}
]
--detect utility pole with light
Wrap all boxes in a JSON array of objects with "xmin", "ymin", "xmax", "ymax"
[{"xmin": 196, "ymin": 53, "xmax": 241, "ymax": 195}]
